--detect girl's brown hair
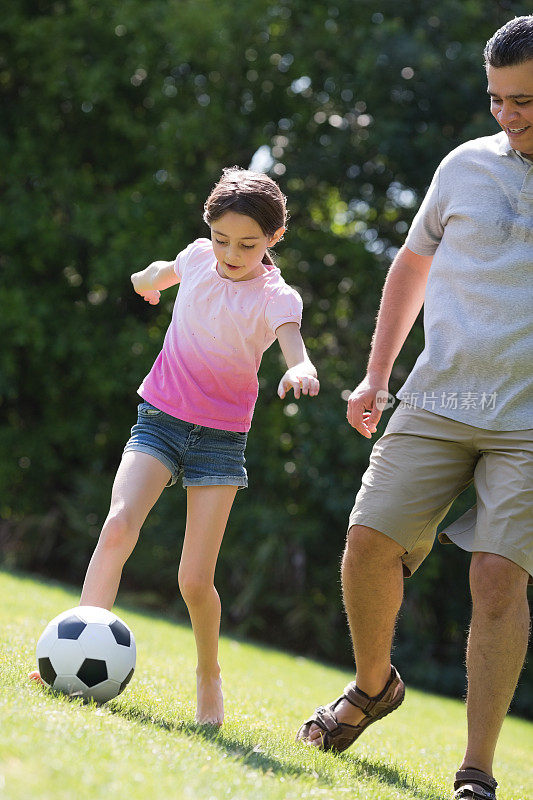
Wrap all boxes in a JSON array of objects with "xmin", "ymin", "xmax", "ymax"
[{"xmin": 203, "ymin": 167, "xmax": 288, "ymax": 265}]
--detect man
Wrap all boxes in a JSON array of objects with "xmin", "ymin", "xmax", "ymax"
[{"xmin": 297, "ymin": 16, "xmax": 532, "ymax": 800}]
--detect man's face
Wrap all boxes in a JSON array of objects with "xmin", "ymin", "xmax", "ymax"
[{"xmin": 487, "ymin": 60, "xmax": 533, "ymax": 158}]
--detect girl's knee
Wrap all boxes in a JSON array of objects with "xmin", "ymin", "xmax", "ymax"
[
  {"xmin": 178, "ymin": 571, "xmax": 213, "ymax": 607},
  {"xmin": 99, "ymin": 511, "xmax": 139, "ymax": 554}
]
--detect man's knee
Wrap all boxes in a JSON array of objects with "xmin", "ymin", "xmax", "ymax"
[
  {"xmin": 470, "ymin": 553, "xmax": 529, "ymax": 617},
  {"xmin": 343, "ymin": 524, "xmax": 405, "ymax": 574}
]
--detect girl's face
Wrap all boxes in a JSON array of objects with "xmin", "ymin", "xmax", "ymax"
[{"xmin": 211, "ymin": 210, "xmax": 284, "ymax": 282}]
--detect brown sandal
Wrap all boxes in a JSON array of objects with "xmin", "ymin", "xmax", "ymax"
[
  {"xmin": 296, "ymin": 665, "xmax": 405, "ymax": 752},
  {"xmin": 453, "ymin": 769, "xmax": 497, "ymax": 799}
]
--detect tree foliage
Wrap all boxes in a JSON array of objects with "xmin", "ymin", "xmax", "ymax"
[{"xmin": 1, "ymin": 0, "xmax": 530, "ymax": 715}]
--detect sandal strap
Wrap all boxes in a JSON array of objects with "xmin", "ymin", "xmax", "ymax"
[
  {"xmin": 307, "ymin": 703, "xmax": 358, "ymax": 738},
  {"xmin": 454, "ymin": 785, "xmax": 496, "ymax": 800},
  {"xmin": 454, "ymin": 768, "xmax": 497, "ymax": 799},
  {"xmin": 312, "ymin": 705, "xmax": 345, "ymax": 735},
  {"xmin": 342, "ymin": 666, "xmax": 402, "ymax": 718}
]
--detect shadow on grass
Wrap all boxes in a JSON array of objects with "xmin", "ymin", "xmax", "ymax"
[
  {"xmin": 109, "ymin": 702, "xmax": 320, "ymax": 783},
  {"xmin": 107, "ymin": 703, "xmax": 445, "ymax": 800},
  {"xmin": 346, "ymin": 754, "xmax": 448, "ymax": 800}
]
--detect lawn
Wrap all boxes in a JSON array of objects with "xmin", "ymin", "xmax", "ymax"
[{"xmin": 0, "ymin": 569, "xmax": 531, "ymax": 800}]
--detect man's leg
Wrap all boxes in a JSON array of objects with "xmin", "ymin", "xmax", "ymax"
[
  {"xmin": 301, "ymin": 407, "xmax": 478, "ymax": 748},
  {"xmin": 306, "ymin": 523, "xmax": 405, "ymax": 744},
  {"xmin": 460, "ymin": 552, "xmax": 530, "ymax": 775}
]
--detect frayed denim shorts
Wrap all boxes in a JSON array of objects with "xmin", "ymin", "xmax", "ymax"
[{"xmin": 123, "ymin": 401, "xmax": 248, "ymax": 489}]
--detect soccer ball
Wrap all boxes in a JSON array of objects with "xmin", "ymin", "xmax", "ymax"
[{"xmin": 36, "ymin": 606, "xmax": 136, "ymax": 703}]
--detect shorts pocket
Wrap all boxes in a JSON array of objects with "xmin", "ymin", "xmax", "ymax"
[
  {"xmin": 221, "ymin": 430, "xmax": 248, "ymax": 446},
  {"xmin": 138, "ymin": 401, "xmax": 163, "ymax": 418}
]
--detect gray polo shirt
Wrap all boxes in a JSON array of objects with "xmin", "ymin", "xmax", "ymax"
[{"xmin": 398, "ymin": 131, "xmax": 532, "ymax": 431}]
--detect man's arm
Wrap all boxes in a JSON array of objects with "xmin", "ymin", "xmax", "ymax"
[
  {"xmin": 347, "ymin": 245, "xmax": 433, "ymax": 437},
  {"xmin": 131, "ymin": 260, "xmax": 179, "ymax": 305}
]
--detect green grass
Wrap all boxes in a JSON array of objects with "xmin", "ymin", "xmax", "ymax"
[{"xmin": 0, "ymin": 570, "xmax": 531, "ymax": 800}]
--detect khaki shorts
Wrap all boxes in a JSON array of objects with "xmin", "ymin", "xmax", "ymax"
[{"xmin": 348, "ymin": 406, "xmax": 533, "ymax": 579}]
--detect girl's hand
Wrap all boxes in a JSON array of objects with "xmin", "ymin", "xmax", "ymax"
[
  {"xmin": 138, "ymin": 288, "xmax": 161, "ymax": 305},
  {"xmin": 131, "ymin": 269, "xmax": 161, "ymax": 305},
  {"xmin": 278, "ymin": 366, "xmax": 320, "ymax": 399},
  {"xmin": 131, "ymin": 261, "xmax": 178, "ymax": 304}
]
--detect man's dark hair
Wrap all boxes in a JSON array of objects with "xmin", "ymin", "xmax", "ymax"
[{"xmin": 484, "ymin": 15, "xmax": 533, "ymax": 67}]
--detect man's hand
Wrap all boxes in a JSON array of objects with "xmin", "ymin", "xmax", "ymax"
[
  {"xmin": 345, "ymin": 246, "xmax": 431, "ymax": 437},
  {"xmin": 278, "ymin": 365, "xmax": 320, "ymax": 399},
  {"xmin": 346, "ymin": 376, "xmax": 393, "ymax": 438}
]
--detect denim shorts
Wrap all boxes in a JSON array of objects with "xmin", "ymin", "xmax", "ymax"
[{"xmin": 123, "ymin": 401, "xmax": 248, "ymax": 489}]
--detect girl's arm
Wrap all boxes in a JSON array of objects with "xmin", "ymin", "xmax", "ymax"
[
  {"xmin": 131, "ymin": 260, "xmax": 179, "ymax": 305},
  {"xmin": 275, "ymin": 322, "xmax": 320, "ymax": 399}
]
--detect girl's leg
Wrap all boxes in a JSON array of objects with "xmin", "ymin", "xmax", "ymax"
[
  {"xmin": 80, "ymin": 451, "xmax": 171, "ymax": 608},
  {"xmin": 178, "ymin": 484, "xmax": 238, "ymax": 725},
  {"xmin": 30, "ymin": 451, "xmax": 170, "ymax": 684}
]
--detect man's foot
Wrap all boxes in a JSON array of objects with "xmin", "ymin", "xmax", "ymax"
[
  {"xmin": 195, "ymin": 672, "xmax": 224, "ymax": 726},
  {"xmin": 297, "ymin": 666, "xmax": 405, "ymax": 752},
  {"xmin": 305, "ymin": 697, "xmax": 366, "ymax": 747},
  {"xmin": 453, "ymin": 768, "xmax": 498, "ymax": 799},
  {"xmin": 28, "ymin": 670, "xmax": 45, "ymax": 685}
]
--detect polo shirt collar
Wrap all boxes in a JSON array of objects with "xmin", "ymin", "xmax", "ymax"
[
  {"xmin": 495, "ymin": 131, "xmax": 514, "ymax": 156},
  {"xmin": 493, "ymin": 131, "xmax": 533, "ymax": 163}
]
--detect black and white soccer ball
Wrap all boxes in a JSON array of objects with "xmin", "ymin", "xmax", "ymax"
[{"xmin": 36, "ymin": 606, "xmax": 136, "ymax": 703}]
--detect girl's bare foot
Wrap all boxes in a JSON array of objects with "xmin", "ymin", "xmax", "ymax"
[
  {"xmin": 195, "ymin": 671, "xmax": 224, "ymax": 726},
  {"xmin": 28, "ymin": 670, "xmax": 45, "ymax": 685}
]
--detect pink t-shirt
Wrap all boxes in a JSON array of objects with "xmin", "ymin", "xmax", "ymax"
[{"xmin": 138, "ymin": 238, "xmax": 303, "ymax": 432}]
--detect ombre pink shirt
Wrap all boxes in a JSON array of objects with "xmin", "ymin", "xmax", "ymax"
[{"xmin": 138, "ymin": 238, "xmax": 303, "ymax": 432}]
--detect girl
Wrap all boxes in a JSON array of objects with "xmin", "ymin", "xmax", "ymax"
[{"xmin": 31, "ymin": 167, "xmax": 319, "ymax": 725}]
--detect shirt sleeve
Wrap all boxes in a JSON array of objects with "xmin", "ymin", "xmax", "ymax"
[
  {"xmin": 174, "ymin": 238, "xmax": 211, "ymax": 280},
  {"xmin": 265, "ymin": 284, "xmax": 303, "ymax": 334},
  {"xmin": 404, "ymin": 164, "xmax": 444, "ymax": 256}
]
